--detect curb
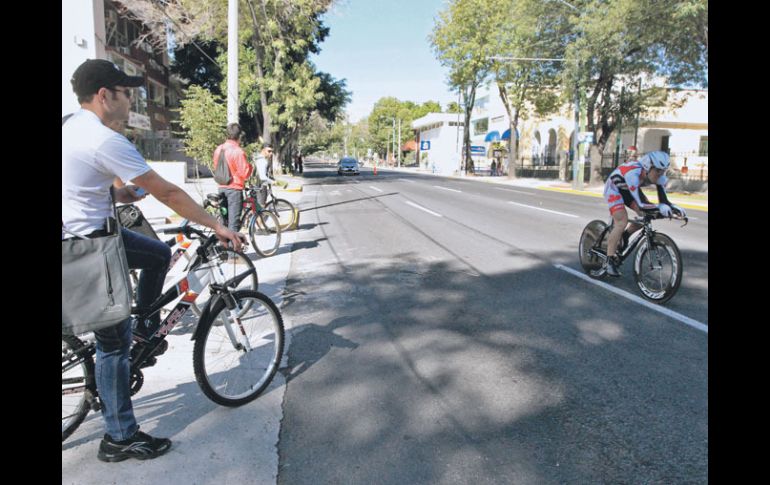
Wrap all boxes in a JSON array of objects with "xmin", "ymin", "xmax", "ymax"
[{"xmin": 538, "ymin": 186, "xmax": 708, "ymax": 213}]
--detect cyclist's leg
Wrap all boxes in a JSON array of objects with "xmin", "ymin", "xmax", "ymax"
[
  {"xmin": 122, "ymin": 229, "xmax": 172, "ymax": 327},
  {"xmin": 94, "ymin": 318, "xmax": 137, "ymax": 441},
  {"xmin": 607, "ymin": 206, "xmax": 628, "ymax": 258}
]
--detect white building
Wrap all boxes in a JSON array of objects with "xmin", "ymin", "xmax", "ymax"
[{"xmin": 411, "ymin": 113, "xmax": 466, "ymax": 175}]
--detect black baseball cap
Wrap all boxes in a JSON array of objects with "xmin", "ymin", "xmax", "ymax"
[{"xmin": 71, "ymin": 59, "xmax": 145, "ymax": 97}]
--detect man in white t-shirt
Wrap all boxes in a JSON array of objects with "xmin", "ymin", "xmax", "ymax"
[{"xmin": 62, "ymin": 59, "xmax": 246, "ymax": 462}]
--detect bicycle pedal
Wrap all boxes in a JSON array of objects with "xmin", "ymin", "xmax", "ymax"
[{"xmin": 139, "ymin": 356, "xmax": 158, "ymax": 369}]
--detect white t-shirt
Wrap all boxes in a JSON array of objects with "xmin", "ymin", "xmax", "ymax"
[{"xmin": 62, "ymin": 109, "xmax": 151, "ymax": 235}]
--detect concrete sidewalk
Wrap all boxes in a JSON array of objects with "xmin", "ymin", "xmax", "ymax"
[
  {"xmin": 62, "ymin": 183, "xmax": 306, "ymax": 485},
  {"xmin": 376, "ymin": 165, "xmax": 708, "ymax": 213}
]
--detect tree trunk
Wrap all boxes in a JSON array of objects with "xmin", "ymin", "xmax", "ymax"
[{"xmin": 462, "ymin": 83, "xmax": 477, "ymax": 174}]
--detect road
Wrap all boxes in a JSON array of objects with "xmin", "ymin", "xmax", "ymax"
[{"xmin": 277, "ymin": 159, "xmax": 707, "ymax": 484}]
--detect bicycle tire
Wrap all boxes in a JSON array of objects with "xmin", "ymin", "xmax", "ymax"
[
  {"xmin": 192, "ymin": 290, "xmax": 285, "ymax": 407},
  {"xmin": 190, "ymin": 247, "xmax": 259, "ymax": 317},
  {"xmin": 266, "ymin": 198, "xmax": 296, "ymax": 230},
  {"xmin": 248, "ymin": 210, "xmax": 281, "ymax": 257},
  {"xmin": 578, "ymin": 220, "xmax": 609, "ymax": 278},
  {"xmin": 62, "ymin": 335, "xmax": 94, "ymax": 442},
  {"xmin": 633, "ymin": 233, "xmax": 683, "ymax": 304}
]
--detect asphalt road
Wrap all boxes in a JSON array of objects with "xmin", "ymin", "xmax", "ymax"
[{"xmin": 277, "ymin": 160, "xmax": 707, "ymax": 484}]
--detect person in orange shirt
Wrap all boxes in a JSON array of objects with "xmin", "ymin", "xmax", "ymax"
[{"xmin": 213, "ymin": 123, "xmax": 253, "ymax": 231}]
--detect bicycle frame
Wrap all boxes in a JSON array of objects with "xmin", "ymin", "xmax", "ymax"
[{"xmin": 589, "ymin": 216, "xmax": 657, "ymax": 264}]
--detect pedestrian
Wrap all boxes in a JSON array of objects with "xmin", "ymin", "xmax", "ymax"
[
  {"xmin": 62, "ymin": 59, "xmax": 245, "ymax": 462},
  {"xmin": 627, "ymin": 145, "xmax": 639, "ymax": 162},
  {"xmin": 491, "ymin": 159, "xmax": 497, "ymax": 176},
  {"xmin": 213, "ymin": 123, "xmax": 253, "ymax": 232},
  {"xmin": 252, "ymin": 143, "xmax": 276, "ymax": 207}
]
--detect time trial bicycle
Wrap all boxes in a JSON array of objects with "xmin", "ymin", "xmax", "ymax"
[{"xmin": 578, "ymin": 208, "xmax": 688, "ymax": 304}]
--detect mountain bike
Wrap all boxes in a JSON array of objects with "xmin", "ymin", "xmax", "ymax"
[
  {"xmin": 62, "ymin": 225, "xmax": 285, "ymax": 442},
  {"xmin": 204, "ymin": 190, "xmax": 281, "ymax": 258},
  {"xmin": 123, "ymin": 218, "xmax": 258, "ymax": 318},
  {"xmin": 578, "ymin": 208, "xmax": 688, "ymax": 304}
]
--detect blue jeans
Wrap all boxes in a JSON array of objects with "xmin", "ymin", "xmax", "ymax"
[
  {"xmin": 219, "ymin": 188, "xmax": 244, "ymax": 232},
  {"xmin": 94, "ymin": 229, "xmax": 171, "ymax": 441}
]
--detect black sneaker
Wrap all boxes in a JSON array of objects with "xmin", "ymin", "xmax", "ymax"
[
  {"xmin": 606, "ymin": 255, "xmax": 622, "ymax": 277},
  {"xmin": 97, "ymin": 430, "xmax": 172, "ymax": 462}
]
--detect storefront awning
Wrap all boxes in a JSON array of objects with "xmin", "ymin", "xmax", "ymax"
[
  {"xmin": 501, "ymin": 128, "xmax": 519, "ymax": 140},
  {"xmin": 484, "ymin": 131, "xmax": 501, "ymax": 142}
]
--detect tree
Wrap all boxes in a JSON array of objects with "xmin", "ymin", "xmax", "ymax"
[
  {"xmin": 491, "ymin": 0, "xmax": 568, "ymax": 178},
  {"xmin": 553, "ymin": 0, "xmax": 708, "ymax": 185},
  {"xmin": 431, "ymin": 0, "xmax": 499, "ymax": 173}
]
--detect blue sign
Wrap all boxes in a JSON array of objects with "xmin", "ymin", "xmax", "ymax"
[
  {"xmin": 470, "ymin": 145, "xmax": 486, "ymax": 154},
  {"xmin": 420, "ymin": 140, "xmax": 431, "ymax": 151}
]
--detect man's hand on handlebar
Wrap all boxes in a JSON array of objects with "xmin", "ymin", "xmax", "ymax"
[{"xmin": 214, "ymin": 225, "xmax": 247, "ymax": 253}]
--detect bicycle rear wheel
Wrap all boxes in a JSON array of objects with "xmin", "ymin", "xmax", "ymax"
[
  {"xmin": 192, "ymin": 290, "xmax": 285, "ymax": 406},
  {"xmin": 267, "ymin": 198, "xmax": 297, "ymax": 230},
  {"xmin": 633, "ymin": 233, "xmax": 683, "ymax": 304},
  {"xmin": 578, "ymin": 220, "xmax": 609, "ymax": 278},
  {"xmin": 190, "ymin": 247, "xmax": 259, "ymax": 317},
  {"xmin": 248, "ymin": 211, "xmax": 281, "ymax": 257},
  {"xmin": 62, "ymin": 335, "xmax": 94, "ymax": 442}
]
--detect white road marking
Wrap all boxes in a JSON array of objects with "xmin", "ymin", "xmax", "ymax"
[
  {"xmin": 508, "ymin": 201, "xmax": 579, "ymax": 218},
  {"xmin": 554, "ymin": 264, "xmax": 708, "ymax": 334},
  {"xmin": 369, "ymin": 186, "xmax": 383, "ymax": 192},
  {"xmin": 494, "ymin": 187, "xmax": 534, "ymax": 195},
  {"xmin": 405, "ymin": 201, "xmax": 443, "ymax": 217},
  {"xmin": 434, "ymin": 185, "xmax": 462, "ymax": 193},
  {"xmin": 399, "ymin": 178, "xmax": 417, "ymax": 183}
]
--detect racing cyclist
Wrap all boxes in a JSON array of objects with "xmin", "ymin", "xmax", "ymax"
[{"xmin": 603, "ymin": 151, "xmax": 687, "ymax": 277}]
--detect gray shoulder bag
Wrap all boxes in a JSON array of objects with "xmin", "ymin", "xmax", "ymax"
[{"xmin": 62, "ymin": 187, "xmax": 132, "ymax": 335}]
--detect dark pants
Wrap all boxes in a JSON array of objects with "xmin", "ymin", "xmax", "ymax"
[
  {"xmin": 219, "ymin": 188, "xmax": 244, "ymax": 232},
  {"xmin": 93, "ymin": 228, "xmax": 171, "ymax": 441}
]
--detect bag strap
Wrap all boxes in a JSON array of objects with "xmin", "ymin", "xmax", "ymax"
[{"xmin": 218, "ymin": 145, "xmax": 229, "ymax": 171}]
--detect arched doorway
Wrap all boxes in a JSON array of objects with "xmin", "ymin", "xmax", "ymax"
[
  {"xmin": 546, "ymin": 129, "xmax": 557, "ymax": 166},
  {"xmin": 532, "ymin": 132, "xmax": 542, "ymax": 165}
]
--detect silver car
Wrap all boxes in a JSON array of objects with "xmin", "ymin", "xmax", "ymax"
[{"xmin": 337, "ymin": 157, "xmax": 360, "ymax": 175}]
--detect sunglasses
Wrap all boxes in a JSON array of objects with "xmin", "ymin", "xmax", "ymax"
[{"xmin": 107, "ymin": 87, "xmax": 132, "ymax": 100}]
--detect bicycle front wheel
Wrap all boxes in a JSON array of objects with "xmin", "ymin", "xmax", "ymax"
[
  {"xmin": 62, "ymin": 335, "xmax": 94, "ymax": 442},
  {"xmin": 192, "ymin": 290, "xmax": 285, "ymax": 406},
  {"xmin": 633, "ymin": 233, "xmax": 683, "ymax": 304},
  {"xmin": 578, "ymin": 220, "xmax": 608, "ymax": 278},
  {"xmin": 249, "ymin": 211, "xmax": 281, "ymax": 257},
  {"xmin": 190, "ymin": 247, "xmax": 259, "ymax": 317},
  {"xmin": 267, "ymin": 198, "xmax": 297, "ymax": 230}
]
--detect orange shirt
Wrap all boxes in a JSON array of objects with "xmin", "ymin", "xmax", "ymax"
[{"xmin": 213, "ymin": 140, "xmax": 253, "ymax": 189}]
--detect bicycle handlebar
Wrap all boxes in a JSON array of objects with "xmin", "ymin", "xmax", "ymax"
[{"xmin": 635, "ymin": 208, "xmax": 688, "ymax": 226}]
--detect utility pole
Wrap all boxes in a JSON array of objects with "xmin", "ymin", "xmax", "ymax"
[
  {"xmin": 392, "ymin": 118, "xmax": 396, "ymax": 165},
  {"xmin": 397, "ymin": 118, "xmax": 402, "ymax": 168},
  {"xmin": 227, "ymin": 0, "xmax": 238, "ymax": 124}
]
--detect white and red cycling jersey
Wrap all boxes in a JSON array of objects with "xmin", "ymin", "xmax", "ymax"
[{"xmin": 603, "ymin": 160, "xmax": 669, "ymax": 215}]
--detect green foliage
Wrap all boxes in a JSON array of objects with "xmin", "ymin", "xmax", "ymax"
[{"xmin": 175, "ymin": 85, "xmax": 227, "ymax": 167}]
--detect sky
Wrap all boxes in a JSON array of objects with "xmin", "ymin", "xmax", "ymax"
[{"xmin": 310, "ymin": 0, "xmax": 458, "ymax": 122}]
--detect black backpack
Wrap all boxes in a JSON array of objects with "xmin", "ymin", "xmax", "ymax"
[{"xmin": 213, "ymin": 146, "xmax": 232, "ymax": 185}]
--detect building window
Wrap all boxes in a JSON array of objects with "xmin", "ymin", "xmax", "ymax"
[
  {"xmin": 472, "ymin": 118, "xmax": 488, "ymax": 136},
  {"xmin": 698, "ymin": 136, "xmax": 708, "ymax": 156},
  {"xmin": 148, "ymin": 82, "xmax": 165, "ymax": 107}
]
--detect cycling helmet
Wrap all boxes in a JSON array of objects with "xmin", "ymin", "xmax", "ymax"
[{"xmin": 639, "ymin": 151, "xmax": 670, "ymax": 172}]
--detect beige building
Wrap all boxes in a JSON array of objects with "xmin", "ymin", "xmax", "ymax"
[{"xmin": 425, "ymin": 81, "xmax": 708, "ymax": 182}]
